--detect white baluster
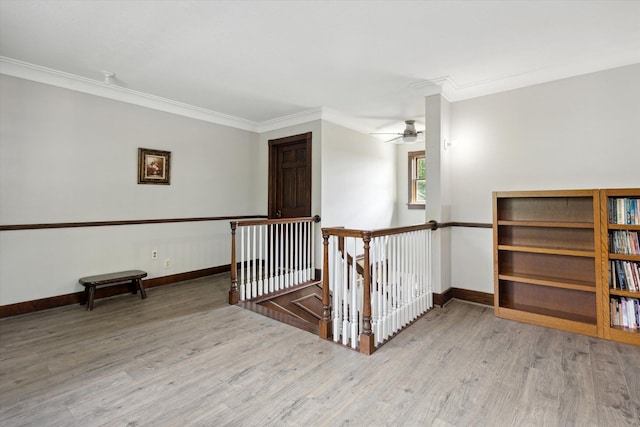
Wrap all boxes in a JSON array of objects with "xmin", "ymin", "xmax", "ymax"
[
  {"xmin": 245, "ymin": 226, "xmax": 250, "ymax": 299},
  {"xmin": 268, "ymin": 223, "xmax": 274, "ymax": 293},
  {"xmin": 372, "ymin": 237, "xmax": 380, "ymax": 345},
  {"xmin": 258, "ymin": 224, "xmax": 263, "ymax": 296},
  {"xmin": 391, "ymin": 234, "xmax": 396, "ymax": 338},
  {"xmin": 287, "ymin": 223, "xmax": 292, "ymax": 287},
  {"xmin": 350, "ymin": 237, "xmax": 358, "ymax": 349},
  {"xmin": 298, "ymin": 221, "xmax": 302, "ymax": 284},
  {"xmin": 239, "ymin": 226, "xmax": 245, "ymax": 301},
  {"xmin": 427, "ymin": 229, "xmax": 433, "ymax": 308},
  {"xmin": 403, "ymin": 233, "xmax": 408, "ymax": 325},
  {"xmin": 382, "ymin": 236, "xmax": 390, "ymax": 339},
  {"xmin": 299, "ymin": 221, "xmax": 303, "ymax": 283},
  {"xmin": 302, "ymin": 221, "xmax": 307, "ymax": 282},
  {"xmin": 415, "ymin": 231, "xmax": 420, "ymax": 314},
  {"xmin": 331, "ymin": 236, "xmax": 341, "ymax": 342},
  {"xmin": 342, "ymin": 237, "xmax": 350, "ymax": 346},
  {"xmin": 291, "ymin": 222, "xmax": 296, "ymax": 286},
  {"xmin": 275, "ymin": 224, "xmax": 282, "ymax": 291},
  {"xmin": 253, "ymin": 225, "xmax": 257, "ymax": 297},
  {"xmin": 309, "ymin": 222, "xmax": 314, "ymax": 282}
]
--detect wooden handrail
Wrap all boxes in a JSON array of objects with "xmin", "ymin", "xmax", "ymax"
[
  {"xmin": 323, "ymin": 222, "xmax": 435, "ymax": 240},
  {"xmin": 233, "ymin": 215, "xmax": 321, "ymax": 227},
  {"xmin": 0, "ymin": 215, "xmax": 269, "ymax": 231},
  {"xmin": 436, "ymin": 221, "xmax": 492, "ymax": 229},
  {"xmin": 322, "ymin": 220, "xmax": 492, "ymax": 239}
]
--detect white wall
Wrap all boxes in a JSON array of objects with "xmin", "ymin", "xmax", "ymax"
[
  {"xmin": 321, "ymin": 121, "xmax": 396, "ymax": 230},
  {"xmin": 5, "ymin": 63, "xmax": 638, "ymax": 305},
  {"xmin": 0, "ymin": 75, "xmax": 259, "ymax": 305},
  {"xmin": 256, "ymin": 120, "xmax": 396, "ymax": 269},
  {"xmin": 425, "ymin": 94, "xmax": 452, "ymax": 294},
  {"xmin": 449, "ymin": 64, "xmax": 640, "ymax": 294}
]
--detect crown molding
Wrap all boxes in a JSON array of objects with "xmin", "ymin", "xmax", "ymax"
[
  {"xmin": 0, "ymin": 57, "xmax": 258, "ymax": 132},
  {"xmin": 409, "ymin": 76, "xmax": 456, "ymax": 102},
  {"xmin": 410, "ymin": 50, "xmax": 640, "ymax": 102},
  {"xmin": 255, "ymin": 107, "xmax": 324, "ymax": 133},
  {"xmin": 0, "ymin": 57, "xmax": 348, "ymax": 134}
]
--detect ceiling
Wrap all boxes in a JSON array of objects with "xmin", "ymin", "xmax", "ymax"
[{"xmin": 1, "ymin": 0, "xmax": 639, "ymax": 135}]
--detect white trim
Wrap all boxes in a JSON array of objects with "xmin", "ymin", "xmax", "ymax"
[
  {"xmin": 256, "ymin": 107, "xmax": 375, "ymax": 136},
  {"xmin": 4, "ymin": 54, "xmax": 639, "ymax": 135},
  {"xmin": 410, "ymin": 50, "xmax": 640, "ymax": 102},
  {"xmin": 255, "ymin": 107, "xmax": 324, "ymax": 133},
  {"xmin": 0, "ymin": 57, "xmax": 342, "ymax": 134},
  {"xmin": 0, "ymin": 57, "xmax": 258, "ymax": 132}
]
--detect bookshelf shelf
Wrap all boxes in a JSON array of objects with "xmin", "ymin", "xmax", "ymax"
[
  {"xmin": 497, "ymin": 245, "xmax": 595, "ymax": 257},
  {"xmin": 498, "ymin": 273, "xmax": 596, "ymax": 293},
  {"xmin": 609, "ymin": 289, "xmax": 640, "ymax": 298},
  {"xmin": 608, "ymin": 224, "xmax": 640, "ymax": 231},
  {"xmin": 609, "ymin": 253, "xmax": 640, "ymax": 262},
  {"xmin": 497, "ymin": 220, "xmax": 594, "ymax": 228}
]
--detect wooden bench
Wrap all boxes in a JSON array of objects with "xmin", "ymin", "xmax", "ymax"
[{"xmin": 79, "ymin": 270, "xmax": 148, "ymax": 311}]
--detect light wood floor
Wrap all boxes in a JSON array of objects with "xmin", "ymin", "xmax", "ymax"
[{"xmin": 1, "ymin": 274, "xmax": 639, "ymax": 426}]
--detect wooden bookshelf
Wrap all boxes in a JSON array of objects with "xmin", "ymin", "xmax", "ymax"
[
  {"xmin": 600, "ymin": 188, "xmax": 640, "ymax": 346},
  {"xmin": 493, "ymin": 190, "xmax": 601, "ymax": 338}
]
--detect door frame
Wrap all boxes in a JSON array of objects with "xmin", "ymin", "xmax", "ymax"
[{"xmin": 268, "ymin": 132, "xmax": 312, "ymax": 219}]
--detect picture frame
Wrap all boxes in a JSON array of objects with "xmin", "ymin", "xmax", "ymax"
[{"xmin": 138, "ymin": 148, "xmax": 171, "ymax": 185}]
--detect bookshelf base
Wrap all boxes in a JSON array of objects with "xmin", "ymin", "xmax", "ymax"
[{"xmin": 495, "ymin": 306, "xmax": 598, "ymax": 338}]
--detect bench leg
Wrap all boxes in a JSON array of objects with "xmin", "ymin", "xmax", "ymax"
[
  {"xmin": 136, "ymin": 278, "xmax": 147, "ymax": 299},
  {"xmin": 82, "ymin": 286, "xmax": 89, "ymax": 306},
  {"xmin": 130, "ymin": 279, "xmax": 137, "ymax": 295},
  {"xmin": 87, "ymin": 285, "xmax": 96, "ymax": 311}
]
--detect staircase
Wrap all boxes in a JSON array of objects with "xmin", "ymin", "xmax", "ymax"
[
  {"xmin": 228, "ymin": 216, "xmax": 434, "ymax": 355},
  {"xmin": 239, "ymin": 281, "xmax": 324, "ymax": 335}
]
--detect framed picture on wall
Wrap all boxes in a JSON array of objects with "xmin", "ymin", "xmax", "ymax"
[{"xmin": 138, "ymin": 148, "xmax": 171, "ymax": 185}]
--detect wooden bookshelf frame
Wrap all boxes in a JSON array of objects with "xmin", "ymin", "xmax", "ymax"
[
  {"xmin": 599, "ymin": 188, "xmax": 640, "ymax": 346},
  {"xmin": 493, "ymin": 190, "xmax": 602, "ymax": 338},
  {"xmin": 494, "ymin": 188, "xmax": 640, "ymax": 346}
]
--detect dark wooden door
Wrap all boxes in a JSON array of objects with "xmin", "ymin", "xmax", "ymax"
[{"xmin": 268, "ymin": 133, "xmax": 312, "ymax": 219}]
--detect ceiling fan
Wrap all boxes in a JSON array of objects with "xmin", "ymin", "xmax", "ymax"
[{"xmin": 371, "ymin": 120, "xmax": 424, "ymax": 144}]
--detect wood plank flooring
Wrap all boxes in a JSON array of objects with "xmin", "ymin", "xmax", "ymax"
[{"xmin": 1, "ymin": 273, "xmax": 639, "ymax": 426}]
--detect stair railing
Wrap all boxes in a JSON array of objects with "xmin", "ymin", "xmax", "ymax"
[
  {"xmin": 229, "ymin": 216, "xmax": 321, "ymax": 304},
  {"xmin": 320, "ymin": 222, "xmax": 435, "ymax": 355}
]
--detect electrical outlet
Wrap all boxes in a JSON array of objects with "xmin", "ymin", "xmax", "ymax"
[
  {"xmin": 151, "ymin": 249, "xmax": 158, "ymax": 259},
  {"xmin": 164, "ymin": 259, "xmax": 171, "ymax": 269}
]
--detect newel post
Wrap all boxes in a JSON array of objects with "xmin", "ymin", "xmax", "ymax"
[
  {"xmin": 319, "ymin": 229, "xmax": 332, "ymax": 340},
  {"xmin": 360, "ymin": 231, "xmax": 375, "ymax": 355},
  {"xmin": 229, "ymin": 222, "xmax": 239, "ymax": 304}
]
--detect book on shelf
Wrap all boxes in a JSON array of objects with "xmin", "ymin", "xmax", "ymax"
[
  {"xmin": 610, "ymin": 297, "xmax": 640, "ymax": 329},
  {"xmin": 610, "ymin": 230, "xmax": 640, "ymax": 255},
  {"xmin": 610, "ymin": 260, "xmax": 640, "ymax": 291},
  {"xmin": 609, "ymin": 197, "xmax": 640, "ymax": 225}
]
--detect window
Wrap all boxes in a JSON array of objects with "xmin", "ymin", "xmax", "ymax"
[{"xmin": 408, "ymin": 150, "xmax": 426, "ymax": 209}]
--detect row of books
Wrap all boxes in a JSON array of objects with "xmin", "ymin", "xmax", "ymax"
[
  {"xmin": 609, "ymin": 197, "xmax": 640, "ymax": 225},
  {"xmin": 609, "ymin": 260, "xmax": 640, "ymax": 292},
  {"xmin": 610, "ymin": 297, "xmax": 639, "ymax": 329},
  {"xmin": 609, "ymin": 230, "xmax": 640, "ymax": 255}
]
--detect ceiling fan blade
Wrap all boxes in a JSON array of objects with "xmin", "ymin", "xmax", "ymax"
[
  {"xmin": 386, "ymin": 135, "xmax": 405, "ymax": 144},
  {"xmin": 370, "ymin": 132, "xmax": 402, "ymax": 135}
]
